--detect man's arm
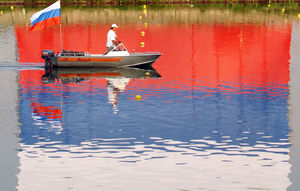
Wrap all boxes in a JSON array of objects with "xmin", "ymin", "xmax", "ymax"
[{"xmin": 113, "ymin": 36, "xmax": 121, "ymax": 46}]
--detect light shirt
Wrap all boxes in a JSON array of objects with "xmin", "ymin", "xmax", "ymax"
[{"xmin": 106, "ymin": 29, "xmax": 116, "ymax": 48}]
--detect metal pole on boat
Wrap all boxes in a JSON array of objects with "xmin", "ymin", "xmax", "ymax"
[
  {"xmin": 60, "ymin": 24, "xmax": 63, "ymax": 51},
  {"xmin": 106, "ymin": 42, "xmax": 126, "ymax": 54}
]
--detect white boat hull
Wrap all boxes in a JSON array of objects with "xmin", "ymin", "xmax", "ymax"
[{"xmin": 53, "ymin": 52, "xmax": 161, "ymax": 68}]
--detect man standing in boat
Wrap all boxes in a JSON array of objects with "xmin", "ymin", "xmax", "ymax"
[{"xmin": 106, "ymin": 24, "xmax": 121, "ymax": 53}]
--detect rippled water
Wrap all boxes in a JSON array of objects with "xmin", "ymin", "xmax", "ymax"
[{"xmin": 0, "ymin": 5, "xmax": 300, "ymax": 191}]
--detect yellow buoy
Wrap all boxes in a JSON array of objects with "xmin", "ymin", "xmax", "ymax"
[
  {"xmin": 139, "ymin": 15, "xmax": 142, "ymax": 20},
  {"xmin": 144, "ymin": 22, "xmax": 148, "ymax": 27},
  {"xmin": 136, "ymin": 95, "xmax": 141, "ymax": 100},
  {"xmin": 298, "ymin": 14, "xmax": 300, "ymax": 18},
  {"xmin": 143, "ymin": 5, "xmax": 146, "ymax": 9},
  {"xmin": 268, "ymin": 4, "xmax": 270, "ymax": 7},
  {"xmin": 10, "ymin": 6, "xmax": 14, "ymax": 10},
  {"xmin": 0, "ymin": 11, "xmax": 3, "ymax": 15},
  {"xmin": 141, "ymin": 31, "xmax": 145, "ymax": 36},
  {"xmin": 282, "ymin": 8, "xmax": 285, "ymax": 13},
  {"xmin": 140, "ymin": 42, "xmax": 145, "ymax": 47}
]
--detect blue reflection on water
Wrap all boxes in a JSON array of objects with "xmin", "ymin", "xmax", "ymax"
[{"xmin": 19, "ymin": 69, "xmax": 290, "ymax": 159}]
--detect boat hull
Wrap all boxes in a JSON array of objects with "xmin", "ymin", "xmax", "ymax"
[{"xmin": 53, "ymin": 53, "xmax": 161, "ymax": 68}]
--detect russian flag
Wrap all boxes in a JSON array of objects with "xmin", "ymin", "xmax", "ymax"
[{"xmin": 30, "ymin": 0, "xmax": 61, "ymax": 31}]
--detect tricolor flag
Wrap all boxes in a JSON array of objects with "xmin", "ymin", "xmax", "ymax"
[{"xmin": 30, "ymin": 0, "xmax": 61, "ymax": 31}]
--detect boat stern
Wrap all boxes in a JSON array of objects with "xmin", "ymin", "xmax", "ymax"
[{"xmin": 41, "ymin": 49, "xmax": 60, "ymax": 68}]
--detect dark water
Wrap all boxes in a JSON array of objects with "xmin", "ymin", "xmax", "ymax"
[{"xmin": 0, "ymin": 5, "xmax": 299, "ymax": 191}]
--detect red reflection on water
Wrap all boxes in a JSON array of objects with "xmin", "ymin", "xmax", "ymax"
[
  {"xmin": 31, "ymin": 102, "xmax": 62, "ymax": 119},
  {"xmin": 20, "ymin": 70, "xmax": 62, "ymax": 120},
  {"xmin": 145, "ymin": 24, "xmax": 291, "ymax": 89},
  {"xmin": 15, "ymin": 23, "xmax": 291, "ymax": 90}
]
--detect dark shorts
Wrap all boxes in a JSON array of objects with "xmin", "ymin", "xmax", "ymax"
[{"xmin": 107, "ymin": 46, "xmax": 113, "ymax": 53}]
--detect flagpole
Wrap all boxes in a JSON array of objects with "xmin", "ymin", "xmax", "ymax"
[
  {"xmin": 60, "ymin": 23, "xmax": 63, "ymax": 51},
  {"xmin": 59, "ymin": 0, "xmax": 62, "ymax": 51}
]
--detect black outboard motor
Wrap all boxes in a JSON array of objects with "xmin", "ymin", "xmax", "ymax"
[{"xmin": 42, "ymin": 50, "xmax": 55, "ymax": 68}]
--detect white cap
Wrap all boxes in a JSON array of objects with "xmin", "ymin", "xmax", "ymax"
[{"xmin": 111, "ymin": 24, "xmax": 118, "ymax": 28}]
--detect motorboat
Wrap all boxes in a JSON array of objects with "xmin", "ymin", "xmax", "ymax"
[{"xmin": 42, "ymin": 43, "xmax": 162, "ymax": 68}]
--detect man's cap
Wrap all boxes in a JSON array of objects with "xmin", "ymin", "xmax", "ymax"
[{"xmin": 111, "ymin": 24, "xmax": 118, "ymax": 28}]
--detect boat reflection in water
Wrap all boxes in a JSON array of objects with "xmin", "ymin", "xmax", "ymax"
[{"xmin": 42, "ymin": 66, "xmax": 160, "ymax": 114}]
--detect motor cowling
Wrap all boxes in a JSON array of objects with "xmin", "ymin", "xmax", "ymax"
[
  {"xmin": 42, "ymin": 50, "xmax": 55, "ymax": 68},
  {"xmin": 42, "ymin": 50, "xmax": 54, "ymax": 60}
]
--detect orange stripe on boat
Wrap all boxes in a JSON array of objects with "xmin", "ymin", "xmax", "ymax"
[
  {"xmin": 58, "ymin": 57, "xmax": 78, "ymax": 62},
  {"xmin": 58, "ymin": 57, "xmax": 122, "ymax": 62}
]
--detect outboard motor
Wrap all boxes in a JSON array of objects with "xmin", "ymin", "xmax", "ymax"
[{"xmin": 42, "ymin": 50, "xmax": 55, "ymax": 68}]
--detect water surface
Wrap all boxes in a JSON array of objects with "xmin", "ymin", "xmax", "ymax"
[{"xmin": 0, "ymin": 5, "xmax": 299, "ymax": 191}]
